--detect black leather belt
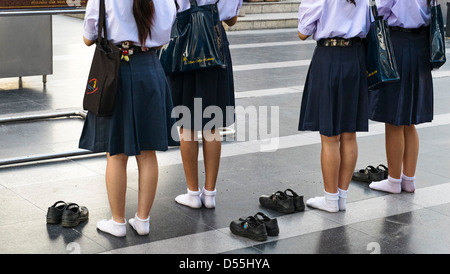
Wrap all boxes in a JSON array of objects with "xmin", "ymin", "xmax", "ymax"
[
  {"xmin": 389, "ymin": 26, "xmax": 427, "ymax": 33},
  {"xmin": 317, "ymin": 37, "xmax": 362, "ymax": 47},
  {"xmin": 117, "ymin": 41, "xmax": 153, "ymax": 61}
]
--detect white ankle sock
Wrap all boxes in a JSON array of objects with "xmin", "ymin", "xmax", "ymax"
[
  {"xmin": 175, "ymin": 188, "xmax": 202, "ymax": 208},
  {"xmin": 369, "ymin": 175, "xmax": 401, "ymax": 194},
  {"xmin": 129, "ymin": 213, "xmax": 150, "ymax": 236},
  {"xmin": 401, "ymin": 173, "xmax": 416, "ymax": 193},
  {"xmin": 97, "ymin": 218, "xmax": 127, "ymax": 237},
  {"xmin": 338, "ymin": 188, "xmax": 348, "ymax": 211},
  {"xmin": 306, "ymin": 191, "xmax": 339, "ymax": 213},
  {"xmin": 200, "ymin": 187, "xmax": 217, "ymax": 208}
]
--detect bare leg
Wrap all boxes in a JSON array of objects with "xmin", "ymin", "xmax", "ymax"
[
  {"xmin": 369, "ymin": 123, "xmax": 403, "ymax": 193},
  {"xmin": 201, "ymin": 129, "xmax": 221, "ymax": 208},
  {"xmin": 305, "ymin": 134, "xmax": 340, "ymax": 213},
  {"xmin": 320, "ymin": 134, "xmax": 341, "ymax": 194},
  {"xmin": 105, "ymin": 153, "xmax": 128, "ymax": 223},
  {"xmin": 175, "ymin": 128, "xmax": 202, "ymax": 208},
  {"xmin": 401, "ymin": 125, "xmax": 419, "ymax": 192},
  {"xmin": 402, "ymin": 125, "xmax": 419, "ymax": 177},
  {"xmin": 128, "ymin": 150, "xmax": 158, "ymax": 235},
  {"xmin": 338, "ymin": 132, "xmax": 358, "ymax": 191},
  {"xmin": 179, "ymin": 128, "xmax": 200, "ymax": 191},
  {"xmin": 385, "ymin": 123, "xmax": 405, "ymax": 179},
  {"xmin": 202, "ymin": 129, "xmax": 221, "ymax": 191},
  {"xmin": 135, "ymin": 150, "xmax": 159, "ymax": 219}
]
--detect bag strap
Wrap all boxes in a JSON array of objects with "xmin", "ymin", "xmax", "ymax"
[
  {"xmin": 188, "ymin": 0, "xmax": 220, "ymax": 8},
  {"xmin": 369, "ymin": 0, "xmax": 379, "ymax": 18},
  {"xmin": 98, "ymin": 0, "xmax": 108, "ymax": 40},
  {"xmin": 189, "ymin": 0, "xmax": 197, "ymax": 7}
]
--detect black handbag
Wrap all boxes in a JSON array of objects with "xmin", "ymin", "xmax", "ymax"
[
  {"xmin": 430, "ymin": 0, "xmax": 446, "ymax": 70},
  {"xmin": 158, "ymin": 0, "xmax": 226, "ymax": 75},
  {"xmin": 83, "ymin": 0, "xmax": 122, "ymax": 116},
  {"xmin": 366, "ymin": 0, "xmax": 400, "ymax": 90}
]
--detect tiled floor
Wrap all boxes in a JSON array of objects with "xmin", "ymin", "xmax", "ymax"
[{"xmin": 1, "ymin": 16, "xmax": 450, "ymax": 255}]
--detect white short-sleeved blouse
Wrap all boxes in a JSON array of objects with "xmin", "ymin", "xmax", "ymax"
[
  {"xmin": 83, "ymin": 0, "xmax": 177, "ymax": 47},
  {"xmin": 175, "ymin": 0, "xmax": 242, "ymax": 21},
  {"xmin": 298, "ymin": 0, "xmax": 371, "ymax": 41},
  {"xmin": 376, "ymin": 0, "xmax": 431, "ymax": 29}
]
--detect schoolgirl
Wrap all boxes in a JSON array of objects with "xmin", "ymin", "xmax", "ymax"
[
  {"xmin": 168, "ymin": 0, "xmax": 242, "ymax": 209},
  {"xmin": 368, "ymin": 0, "xmax": 433, "ymax": 194},
  {"xmin": 79, "ymin": 0, "xmax": 178, "ymax": 237},
  {"xmin": 297, "ymin": 0, "xmax": 371, "ymax": 212}
]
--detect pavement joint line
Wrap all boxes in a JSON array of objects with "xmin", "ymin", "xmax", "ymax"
[
  {"xmin": 234, "ymin": 70, "xmax": 450, "ymax": 98},
  {"xmin": 233, "ymin": 60, "xmax": 311, "ymax": 71},
  {"xmin": 233, "ymin": 57, "xmax": 450, "ymax": 74},
  {"xmin": 230, "ymin": 40, "xmax": 316, "ymax": 49}
]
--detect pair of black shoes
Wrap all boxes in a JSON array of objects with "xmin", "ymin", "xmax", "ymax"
[
  {"xmin": 259, "ymin": 189, "xmax": 305, "ymax": 214},
  {"xmin": 352, "ymin": 164, "xmax": 389, "ymax": 183},
  {"xmin": 230, "ymin": 212, "xmax": 279, "ymax": 242},
  {"xmin": 46, "ymin": 201, "xmax": 89, "ymax": 228}
]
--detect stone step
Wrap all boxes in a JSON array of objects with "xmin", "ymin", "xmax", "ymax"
[
  {"xmin": 240, "ymin": 0, "xmax": 301, "ymax": 15},
  {"xmin": 68, "ymin": 1, "xmax": 302, "ymax": 32},
  {"xmin": 228, "ymin": 0, "xmax": 300, "ymax": 31},
  {"xmin": 229, "ymin": 12, "xmax": 298, "ymax": 31}
]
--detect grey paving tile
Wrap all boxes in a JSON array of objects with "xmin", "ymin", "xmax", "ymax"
[
  {"xmin": 0, "ymin": 219, "xmax": 105, "ymax": 254},
  {"xmin": 251, "ymin": 226, "xmax": 410, "ymax": 254},
  {"xmin": 0, "ymin": 160, "xmax": 100, "ymax": 188},
  {"xmin": 349, "ymin": 207, "xmax": 450, "ymax": 254}
]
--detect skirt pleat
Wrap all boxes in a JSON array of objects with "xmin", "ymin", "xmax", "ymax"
[
  {"xmin": 368, "ymin": 28, "xmax": 434, "ymax": 126},
  {"xmin": 298, "ymin": 41, "xmax": 368, "ymax": 137},
  {"xmin": 79, "ymin": 50, "xmax": 179, "ymax": 156}
]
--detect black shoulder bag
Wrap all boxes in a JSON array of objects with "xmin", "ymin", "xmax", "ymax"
[
  {"xmin": 83, "ymin": 0, "xmax": 122, "ymax": 116},
  {"xmin": 158, "ymin": 0, "xmax": 227, "ymax": 75},
  {"xmin": 429, "ymin": 0, "xmax": 446, "ymax": 70},
  {"xmin": 366, "ymin": 0, "xmax": 400, "ymax": 90}
]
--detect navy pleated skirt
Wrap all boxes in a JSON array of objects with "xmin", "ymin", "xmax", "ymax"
[
  {"xmin": 298, "ymin": 40, "xmax": 369, "ymax": 137},
  {"xmin": 369, "ymin": 28, "xmax": 434, "ymax": 126},
  {"xmin": 79, "ymin": 50, "xmax": 179, "ymax": 156},
  {"xmin": 167, "ymin": 25, "xmax": 235, "ymax": 131}
]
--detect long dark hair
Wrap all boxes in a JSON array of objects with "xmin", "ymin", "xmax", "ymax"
[
  {"xmin": 347, "ymin": 0, "xmax": 356, "ymax": 5},
  {"xmin": 133, "ymin": 0, "xmax": 155, "ymax": 45}
]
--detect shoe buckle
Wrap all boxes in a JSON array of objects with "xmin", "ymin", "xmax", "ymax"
[{"xmin": 243, "ymin": 222, "xmax": 249, "ymax": 229}]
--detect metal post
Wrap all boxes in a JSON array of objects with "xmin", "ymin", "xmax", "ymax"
[
  {"xmin": 0, "ymin": 110, "xmax": 90, "ymax": 167},
  {"xmin": 0, "ymin": 110, "xmax": 236, "ymax": 167}
]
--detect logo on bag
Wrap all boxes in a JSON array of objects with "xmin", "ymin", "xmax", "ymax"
[
  {"xmin": 366, "ymin": 70, "xmax": 378, "ymax": 77},
  {"xmin": 182, "ymin": 56, "xmax": 215, "ymax": 65},
  {"xmin": 86, "ymin": 78, "xmax": 98, "ymax": 94}
]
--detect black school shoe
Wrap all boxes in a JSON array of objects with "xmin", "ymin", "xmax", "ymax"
[
  {"xmin": 230, "ymin": 216, "xmax": 268, "ymax": 242},
  {"xmin": 46, "ymin": 201, "xmax": 67, "ymax": 224},
  {"xmin": 259, "ymin": 191, "xmax": 294, "ymax": 213},
  {"xmin": 260, "ymin": 190, "xmax": 302, "ymax": 213},
  {"xmin": 284, "ymin": 189, "xmax": 305, "ymax": 212},
  {"xmin": 254, "ymin": 212, "xmax": 279, "ymax": 236},
  {"xmin": 352, "ymin": 165, "xmax": 386, "ymax": 183},
  {"xmin": 61, "ymin": 203, "xmax": 89, "ymax": 228},
  {"xmin": 376, "ymin": 164, "xmax": 389, "ymax": 180}
]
